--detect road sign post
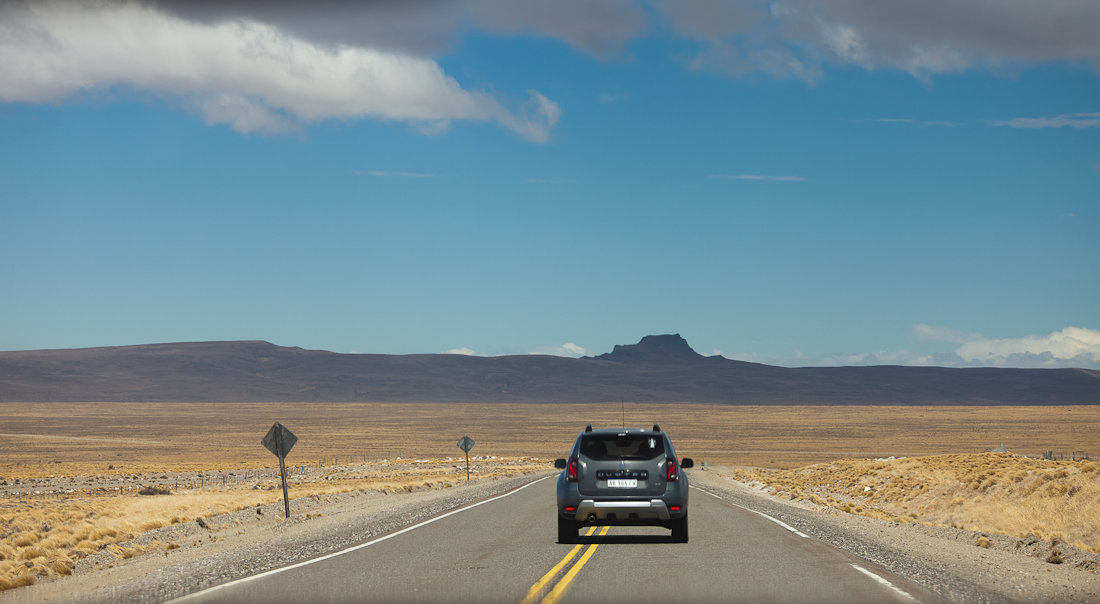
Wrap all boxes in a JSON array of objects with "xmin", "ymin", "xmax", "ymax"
[
  {"xmin": 457, "ymin": 435, "xmax": 475, "ymax": 482},
  {"xmin": 262, "ymin": 422, "xmax": 298, "ymax": 519}
]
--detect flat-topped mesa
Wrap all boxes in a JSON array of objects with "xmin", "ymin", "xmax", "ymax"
[{"xmin": 590, "ymin": 334, "xmax": 704, "ymax": 363}]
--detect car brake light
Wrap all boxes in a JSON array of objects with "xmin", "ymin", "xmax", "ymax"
[
  {"xmin": 670, "ymin": 506, "xmax": 680, "ymax": 511},
  {"xmin": 667, "ymin": 458, "xmax": 678, "ymax": 481},
  {"xmin": 567, "ymin": 459, "xmax": 579, "ymax": 482}
]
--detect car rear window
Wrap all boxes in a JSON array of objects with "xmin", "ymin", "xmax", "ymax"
[{"xmin": 579, "ymin": 434, "xmax": 665, "ymax": 461}]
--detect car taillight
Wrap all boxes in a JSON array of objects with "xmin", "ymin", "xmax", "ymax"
[
  {"xmin": 567, "ymin": 459, "xmax": 579, "ymax": 482},
  {"xmin": 667, "ymin": 458, "xmax": 678, "ymax": 481}
]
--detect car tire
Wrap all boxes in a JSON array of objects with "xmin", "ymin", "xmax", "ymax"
[
  {"xmin": 671, "ymin": 512, "xmax": 688, "ymax": 543},
  {"xmin": 558, "ymin": 514, "xmax": 578, "ymax": 544}
]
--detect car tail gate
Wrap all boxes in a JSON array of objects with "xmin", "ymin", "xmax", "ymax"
[{"xmin": 576, "ymin": 433, "xmax": 669, "ymax": 496}]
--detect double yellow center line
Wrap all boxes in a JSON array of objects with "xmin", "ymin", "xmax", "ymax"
[{"xmin": 520, "ymin": 526, "xmax": 610, "ymax": 604}]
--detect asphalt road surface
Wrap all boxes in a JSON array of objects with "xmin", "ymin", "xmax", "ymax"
[{"xmin": 171, "ymin": 476, "xmax": 948, "ymax": 604}]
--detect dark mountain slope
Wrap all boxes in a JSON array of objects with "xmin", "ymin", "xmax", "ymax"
[{"xmin": 1, "ymin": 335, "xmax": 1097, "ymax": 404}]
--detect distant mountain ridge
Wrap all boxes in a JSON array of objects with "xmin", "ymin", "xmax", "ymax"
[
  {"xmin": 591, "ymin": 334, "xmax": 709, "ymax": 363},
  {"xmin": 1, "ymin": 334, "xmax": 1098, "ymax": 405}
]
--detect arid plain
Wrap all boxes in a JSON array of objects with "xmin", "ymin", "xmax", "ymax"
[
  {"xmin": 2, "ymin": 402, "xmax": 1099, "ymax": 593},
  {"xmin": 3, "ymin": 402, "xmax": 1097, "ymax": 476}
]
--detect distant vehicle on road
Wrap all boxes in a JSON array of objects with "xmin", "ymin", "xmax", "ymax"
[{"xmin": 555, "ymin": 424, "xmax": 694, "ymax": 543}]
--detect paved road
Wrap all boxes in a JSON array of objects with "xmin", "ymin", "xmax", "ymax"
[{"xmin": 172, "ymin": 476, "xmax": 947, "ymax": 604}]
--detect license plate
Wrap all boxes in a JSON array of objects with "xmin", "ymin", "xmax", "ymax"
[{"xmin": 607, "ymin": 479, "xmax": 638, "ymax": 488}]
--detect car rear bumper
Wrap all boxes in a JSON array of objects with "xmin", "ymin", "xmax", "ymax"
[{"xmin": 572, "ymin": 499, "xmax": 673, "ymax": 522}]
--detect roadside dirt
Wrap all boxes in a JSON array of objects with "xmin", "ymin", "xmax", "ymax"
[
  {"xmin": 693, "ymin": 466, "xmax": 1100, "ymax": 604},
  {"xmin": 0, "ymin": 471, "xmax": 554, "ymax": 604}
]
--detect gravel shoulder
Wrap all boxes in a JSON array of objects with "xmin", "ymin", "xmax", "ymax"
[
  {"xmin": 1, "ymin": 471, "xmax": 555, "ymax": 604},
  {"xmin": 691, "ymin": 466, "xmax": 1100, "ymax": 604}
]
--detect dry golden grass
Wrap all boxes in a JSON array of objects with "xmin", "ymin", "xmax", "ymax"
[
  {"xmin": 3, "ymin": 403, "xmax": 1097, "ymax": 477},
  {"xmin": 0, "ymin": 456, "xmax": 543, "ymax": 591},
  {"xmin": 731, "ymin": 453, "xmax": 1100, "ymax": 553}
]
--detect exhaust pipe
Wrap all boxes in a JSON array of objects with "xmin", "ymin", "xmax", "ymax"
[{"xmin": 587, "ymin": 514, "xmax": 597, "ymax": 524}]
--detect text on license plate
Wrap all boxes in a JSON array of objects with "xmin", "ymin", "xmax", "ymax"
[{"xmin": 607, "ymin": 479, "xmax": 638, "ymax": 488}]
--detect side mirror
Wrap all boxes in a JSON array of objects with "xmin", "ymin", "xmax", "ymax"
[
  {"xmin": 554, "ymin": 458, "xmax": 567, "ymax": 469},
  {"xmin": 681, "ymin": 458, "xmax": 694, "ymax": 468}
]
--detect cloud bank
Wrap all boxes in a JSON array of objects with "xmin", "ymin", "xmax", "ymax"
[
  {"xmin": 144, "ymin": 0, "xmax": 1100, "ymax": 80},
  {"xmin": 951, "ymin": 327, "xmax": 1100, "ymax": 368},
  {"xmin": 0, "ymin": 1, "xmax": 560, "ymax": 139},
  {"xmin": 528, "ymin": 343, "xmax": 588, "ymax": 358},
  {"xmin": 2, "ymin": 1, "xmax": 1097, "ymax": 137},
  {"xmin": 724, "ymin": 326, "xmax": 1100, "ymax": 369},
  {"xmin": 443, "ymin": 347, "xmax": 476, "ymax": 356},
  {"xmin": 659, "ymin": 0, "xmax": 1100, "ymax": 82}
]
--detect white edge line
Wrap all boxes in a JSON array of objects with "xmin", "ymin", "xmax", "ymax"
[
  {"xmin": 850, "ymin": 564, "xmax": 919, "ymax": 602},
  {"xmin": 169, "ymin": 475, "xmax": 553, "ymax": 603},
  {"xmin": 689, "ymin": 488, "xmax": 918, "ymax": 602},
  {"xmin": 690, "ymin": 486, "xmax": 810, "ymax": 538}
]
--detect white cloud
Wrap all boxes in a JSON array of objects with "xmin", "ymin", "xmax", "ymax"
[
  {"xmin": 954, "ymin": 327, "xmax": 1100, "ymax": 367},
  {"xmin": 875, "ymin": 118, "xmax": 961, "ymax": 127},
  {"xmin": 444, "ymin": 347, "xmax": 476, "ymax": 356},
  {"xmin": 818, "ymin": 350, "xmax": 937, "ymax": 367},
  {"xmin": 910, "ymin": 324, "xmax": 980, "ymax": 344},
  {"xmin": 562, "ymin": 343, "xmax": 586, "ymax": 356},
  {"xmin": 994, "ymin": 112, "xmax": 1100, "ymax": 129},
  {"xmin": 528, "ymin": 343, "xmax": 588, "ymax": 358},
  {"xmin": 0, "ymin": 1, "xmax": 560, "ymax": 140},
  {"xmin": 709, "ymin": 174, "xmax": 806, "ymax": 181}
]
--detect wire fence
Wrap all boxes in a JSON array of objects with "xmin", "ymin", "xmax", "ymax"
[
  {"xmin": 0, "ymin": 453, "xmax": 424, "ymax": 503},
  {"xmin": 1039, "ymin": 451, "xmax": 1092, "ymax": 461}
]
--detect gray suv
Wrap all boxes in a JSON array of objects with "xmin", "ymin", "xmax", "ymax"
[{"xmin": 555, "ymin": 425, "xmax": 694, "ymax": 543}]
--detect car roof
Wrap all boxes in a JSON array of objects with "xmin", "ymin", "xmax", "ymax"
[{"xmin": 582, "ymin": 428, "xmax": 663, "ymax": 436}]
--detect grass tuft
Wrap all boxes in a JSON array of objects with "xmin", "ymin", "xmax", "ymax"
[
  {"xmin": 19, "ymin": 548, "xmax": 47, "ymax": 561},
  {"xmin": 52, "ymin": 559, "xmax": 73, "ymax": 576},
  {"xmin": 138, "ymin": 486, "xmax": 171, "ymax": 496},
  {"xmin": 11, "ymin": 533, "xmax": 38, "ymax": 548},
  {"xmin": 0, "ymin": 572, "xmax": 36, "ymax": 591}
]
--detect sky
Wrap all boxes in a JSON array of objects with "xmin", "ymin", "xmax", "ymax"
[{"xmin": 1, "ymin": 0, "xmax": 1098, "ymax": 369}]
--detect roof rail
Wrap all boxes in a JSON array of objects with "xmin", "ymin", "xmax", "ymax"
[
  {"xmin": 652, "ymin": 424, "xmax": 661, "ymax": 432},
  {"xmin": 585, "ymin": 424, "xmax": 593, "ymax": 432}
]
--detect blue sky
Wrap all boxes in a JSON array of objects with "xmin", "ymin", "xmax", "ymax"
[{"xmin": 1, "ymin": 1, "xmax": 1098, "ymax": 368}]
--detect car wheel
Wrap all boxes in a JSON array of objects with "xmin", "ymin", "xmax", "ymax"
[
  {"xmin": 558, "ymin": 514, "xmax": 578, "ymax": 544},
  {"xmin": 671, "ymin": 512, "xmax": 688, "ymax": 543}
]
